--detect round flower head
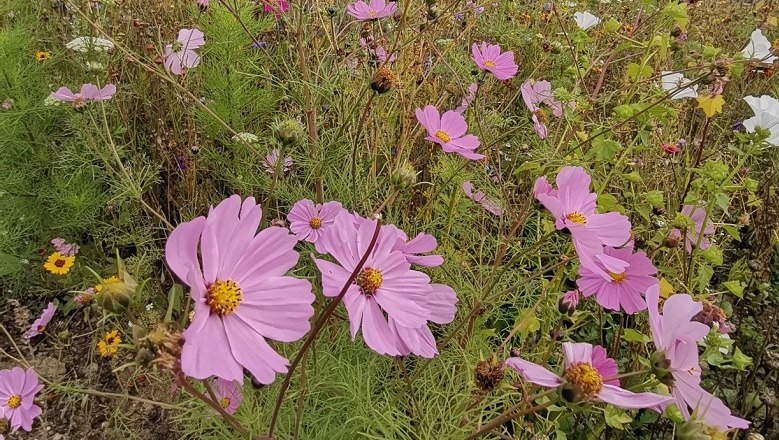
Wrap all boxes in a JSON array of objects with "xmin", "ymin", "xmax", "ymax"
[
  {"xmin": 213, "ymin": 378, "xmax": 243, "ymax": 414},
  {"xmin": 164, "ymin": 28, "xmax": 205, "ymax": 75},
  {"xmin": 165, "ymin": 195, "xmax": 315, "ymax": 384},
  {"xmin": 645, "ymin": 285, "xmax": 750, "ymax": 430},
  {"xmin": 416, "ymin": 105, "xmax": 483, "ymax": 160},
  {"xmin": 471, "ymin": 42, "xmax": 518, "ymax": 80},
  {"xmin": 505, "ymin": 342, "xmax": 671, "ymax": 409},
  {"xmin": 43, "ymin": 252, "xmax": 75, "ymax": 275},
  {"xmin": 576, "ymin": 246, "xmax": 657, "ymax": 314},
  {"xmin": 347, "ymin": 0, "xmax": 397, "ymax": 21},
  {"xmin": 313, "ymin": 213, "xmax": 457, "ymax": 357},
  {"xmin": 0, "ymin": 368, "xmax": 43, "ymax": 432},
  {"xmin": 288, "ymin": 199, "xmax": 345, "ymax": 253},
  {"xmin": 27, "ymin": 302, "xmax": 56, "ymax": 338}
]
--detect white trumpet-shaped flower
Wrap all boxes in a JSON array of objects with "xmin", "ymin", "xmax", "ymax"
[
  {"xmin": 574, "ymin": 11, "xmax": 601, "ymax": 30},
  {"xmin": 660, "ymin": 71, "xmax": 698, "ymax": 99},
  {"xmin": 741, "ymin": 29, "xmax": 778, "ymax": 64},
  {"xmin": 743, "ymin": 95, "xmax": 779, "ymax": 146}
]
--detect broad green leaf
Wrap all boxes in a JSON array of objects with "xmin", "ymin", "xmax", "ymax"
[
  {"xmin": 645, "ymin": 190, "xmax": 664, "ymax": 207},
  {"xmin": 663, "ymin": 2, "xmax": 688, "ymax": 30},
  {"xmin": 604, "ymin": 405, "xmax": 633, "ymax": 430},
  {"xmin": 597, "ymin": 193, "xmax": 625, "ymax": 213},
  {"xmin": 723, "ymin": 280, "xmax": 745, "ymax": 298},
  {"xmin": 722, "ymin": 225, "xmax": 741, "ymax": 241},
  {"xmin": 697, "ymin": 264, "xmax": 714, "ymax": 291},
  {"xmin": 591, "ymin": 138, "xmax": 621, "ymax": 161},
  {"xmin": 623, "ymin": 328, "xmax": 651, "ymax": 343},
  {"xmin": 732, "ymin": 348, "xmax": 752, "ymax": 370},
  {"xmin": 0, "ymin": 252, "xmax": 24, "ymax": 277},
  {"xmin": 701, "ymin": 246, "xmax": 723, "ymax": 266}
]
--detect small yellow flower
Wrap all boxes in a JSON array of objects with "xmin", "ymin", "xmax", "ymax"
[
  {"xmin": 95, "ymin": 275, "xmax": 120, "ymax": 293},
  {"xmin": 43, "ymin": 252, "xmax": 75, "ymax": 275},
  {"xmin": 97, "ymin": 330, "xmax": 122, "ymax": 357},
  {"xmin": 35, "ymin": 51, "xmax": 51, "ymax": 61},
  {"xmin": 696, "ymin": 95, "xmax": 725, "ymax": 118}
]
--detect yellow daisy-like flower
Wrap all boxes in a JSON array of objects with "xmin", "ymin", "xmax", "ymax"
[
  {"xmin": 94, "ymin": 276, "xmax": 120, "ymax": 293},
  {"xmin": 35, "ymin": 51, "xmax": 51, "ymax": 61},
  {"xmin": 43, "ymin": 252, "xmax": 75, "ymax": 275},
  {"xmin": 97, "ymin": 330, "xmax": 122, "ymax": 357}
]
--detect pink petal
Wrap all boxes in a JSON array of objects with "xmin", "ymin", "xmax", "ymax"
[
  {"xmin": 439, "ymin": 111, "xmax": 468, "ymax": 138},
  {"xmin": 236, "ymin": 276, "xmax": 314, "ymax": 342},
  {"xmin": 361, "ymin": 298, "xmax": 401, "ymax": 355},
  {"xmin": 504, "ymin": 357, "xmax": 562, "ymax": 388},
  {"xmin": 50, "ymin": 86, "xmax": 76, "ymax": 101},
  {"xmin": 181, "ymin": 313, "xmax": 244, "ymax": 382},
  {"xmin": 223, "ymin": 317, "xmax": 289, "ymax": 384},
  {"xmin": 597, "ymin": 384, "xmax": 672, "ymax": 411}
]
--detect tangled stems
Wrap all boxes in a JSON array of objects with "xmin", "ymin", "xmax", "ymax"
[
  {"xmin": 464, "ymin": 389, "xmax": 559, "ymax": 440},
  {"xmin": 266, "ymin": 219, "xmax": 383, "ymax": 438}
]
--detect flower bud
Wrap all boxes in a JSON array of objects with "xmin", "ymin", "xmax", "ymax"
[
  {"xmin": 665, "ymin": 229, "xmax": 681, "ymax": 248},
  {"xmin": 273, "ymin": 118, "xmax": 304, "ymax": 147},
  {"xmin": 558, "ymin": 289, "xmax": 580, "ymax": 315},
  {"xmin": 649, "ymin": 351, "xmax": 675, "ymax": 387},
  {"xmin": 391, "ymin": 163, "xmax": 417, "ymax": 189}
]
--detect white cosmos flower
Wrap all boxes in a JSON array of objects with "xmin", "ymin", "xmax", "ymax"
[
  {"xmin": 574, "ymin": 11, "xmax": 601, "ymax": 30},
  {"xmin": 660, "ymin": 71, "xmax": 698, "ymax": 99},
  {"xmin": 65, "ymin": 36, "xmax": 114, "ymax": 52},
  {"xmin": 743, "ymin": 95, "xmax": 779, "ymax": 146},
  {"xmin": 741, "ymin": 29, "xmax": 778, "ymax": 64}
]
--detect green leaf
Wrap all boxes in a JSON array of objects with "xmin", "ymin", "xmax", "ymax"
[
  {"xmin": 604, "ymin": 405, "xmax": 633, "ymax": 430},
  {"xmin": 623, "ymin": 328, "xmax": 651, "ymax": 343},
  {"xmin": 722, "ymin": 225, "xmax": 741, "ymax": 241},
  {"xmin": 645, "ymin": 190, "xmax": 664, "ymax": 207},
  {"xmin": 603, "ymin": 18, "xmax": 621, "ymax": 33},
  {"xmin": 514, "ymin": 309, "xmax": 541, "ymax": 335},
  {"xmin": 597, "ymin": 193, "xmax": 625, "ymax": 214},
  {"xmin": 732, "ymin": 347, "xmax": 752, "ymax": 370},
  {"xmin": 623, "ymin": 171, "xmax": 642, "ymax": 183},
  {"xmin": 663, "ymin": 2, "xmax": 688, "ymax": 30},
  {"xmin": 697, "ymin": 264, "xmax": 714, "ymax": 291},
  {"xmin": 626, "ymin": 63, "xmax": 653, "ymax": 81},
  {"xmin": 0, "ymin": 252, "xmax": 24, "ymax": 277},
  {"xmin": 723, "ymin": 280, "xmax": 745, "ymax": 298},
  {"xmin": 701, "ymin": 246, "xmax": 723, "ymax": 266},
  {"xmin": 591, "ymin": 138, "xmax": 622, "ymax": 161}
]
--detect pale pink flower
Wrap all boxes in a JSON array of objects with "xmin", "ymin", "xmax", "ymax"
[
  {"xmin": 534, "ymin": 166, "xmax": 632, "ymax": 277},
  {"xmin": 51, "ymin": 237, "xmax": 79, "ymax": 256},
  {"xmin": 471, "ymin": 42, "xmax": 518, "ymax": 80},
  {"xmin": 521, "ymin": 80, "xmax": 574, "ymax": 140},
  {"xmin": 506, "ymin": 342, "xmax": 672, "ymax": 409},
  {"xmin": 347, "ymin": 0, "xmax": 397, "ymax": 20},
  {"xmin": 263, "ymin": 148, "xmax": 292, "ymax": 174},
  {"xmin": 197, "ymin": 0, "xmax": 209, "ymax": 7},
  {"xmin": 213, "ymin": 378, "xmax": 243, "ymax": 414},
  {"xmin": 416, "ymin": 105, "xmax": 483, "ymax": 160},
  {"xmin": 645, "ymin": 285, "xmax": 750, "ymax": 430},
  {"xmin": 50, "ymin": 84, "xmax": 116, "ymax": 106},
  {"xmin": 165, "ymin": 195, "xmax": 315, "ymax": 383},
  {"xmin": 0, "ymin": 368, "xmax": 44, "ymax": 432},
  {"xmin": 288, "ymin": 199, "xmax": 345, "ymax": 253},
  {"xmin": 262, "ymin": 0, "xmax": 289, "ymax": 17},
  {"xmin": 576, "ymin": 247, "xmax": 657, "ymax": 314},
  {"xmin": 455, "ymin": 82, "xmax": 479, "ymax": 114},
  {"xmin": 164, "ymin": 28, "xmax": 205, "ymax": 75},
  {"xmin": 384, "ymin": 226, "xmax": 444, "ymax": 267},
  {"xmin": 671, "ymin": 205, "xmax": 715, "ymax": 253},
  {"xmin": 662, "ymin": 142, "xmax": 681, "ymax": 154},
  {"xmin": 27, "ymin": 302, "xmax": 56, "ymax": 338},
  {"xmin": 463, "ymin": 181, "xmax": 502, "ymax": 216}
]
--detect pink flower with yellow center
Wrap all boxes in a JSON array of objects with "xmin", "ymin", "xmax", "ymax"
[
  {"xmin": 416, "ymin": 105, "xmax": 483, "ymax": 160},
  {"xmin": 576, "ymin": 246, "xmax": 657, "ymax": 314},
  {"xmin": 347, "ymin": 0, "xmax": 397, "ymax": 21},
  {"xmin": 471, "ymin": 42, "xmax": 518, "ymax": 80},
  {"xmin": 0, "ymin": 367, "xmax": 43, "ymax": 433}
]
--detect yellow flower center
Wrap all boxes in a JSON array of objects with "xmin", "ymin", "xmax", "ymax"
[
  {"xmin": 309, "ymin": 217, "xmax": 322, "ymax": 229},
  {"xmin": 220, "ymin": 397, "xmax": 231, "ymax": 408},
  {"xmin": 368, "ymin": 10, "xmax": 377, "ymax": 17},
  {"xmin": 435, "ymin": 130, "xmax": 451, "ymax": 143},
  {"xmin": 7, "ymin": 394, "xmax": 21, "ymax": 409},
  {"xmin": 356, "ymin": 268, "xmax": 383, "ymax": 295},
  {"xmin": 207, "ymin": 280, "xmax": 243, "ymax": 315},
  {"xmin": 608, "ymin": 272, "xmax": 626, "ymax": 283},
  {"xmin": 566, "ymin": 212, "xmax": 587, "ymax": 225},
  {"xmin": 484, "ymin": 60, "xmax": 496, "ymax": 67},
  {"xmin": 564, "ymin": 362, "xmax": 603, "ymax": 399}
]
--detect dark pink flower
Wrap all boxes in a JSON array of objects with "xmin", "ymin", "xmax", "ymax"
[
  {"xmin": 558, "ymin": 289, "xmax": 580, "ymax": 315},
  {"xmin": 471, "ymin": 42, "xmax": 518, "ymax": 80},
  {"xmin": 671, "ymin": 205, "xmax": 715, "ymax": 253},
  {"xmin": 506, "ymin": 342, "xmax": 672, "ymax": 409},
  {"xmin": 0, "ymin": 367, "xmax": 43, "ymax": 432},
  {"xmin": 347, "ymin": 0, "xmax": 397, "ymax": 21},
  {"xmin": 576, "ymin": 247, "xmax": 657, "ymax": 314},
  {"xmin": 213, "ymin": 378, "xmax": 243, "ymax": 414},
  {"xmin": 262, "ymin": 0, "xmax": 289, "ymax": 17},
  {"xmin": 165, "ymin": 195, "xmax": 315, "ymax": 384},
  {"xmin": 50, "ymin": 84, "xmax": 116, "ymax": 106},
  {"xmin": 534, "ymin": 166, "xmax": 632, "ymax": 277},
  {"xmin": 661, "ymin": 142, "xmax": 681, "ymax": 154},
  {"xmin": 646, "ymin": 285, "xmax": 750, "ymax": 430},
  {"xmin": 164, "ymin": 28, "xmax": 205, "ymax": 75},
  {"xmin": 416, "ymin": 105, "xmax": 483, "ymax": 160},
  {"xmin": 463, "ymin": 181, "xmax": 502, "ymax": 216},
  {"xmin": 288, "ymin": 199, "xmax": 345, "ymax": 253},
  {"xmin": 27, "ymin": 302, "xmax": 56, "ymax": 338}
]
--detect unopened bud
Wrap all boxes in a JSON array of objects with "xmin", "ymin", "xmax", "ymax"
[
  {"xmin": 391, "ymin": 163, "xmax": 417, "ymax": 189},
  {"xmin": 273, "ymin": 119, "xmax": 304, "ymax": 147},
  {"xmin": 558, "ymin": 289, "xmax": 580, "ymax": 315},
  {"xmin": 665, "ymin": 229, "xmax": 681, "ymax": 248}
]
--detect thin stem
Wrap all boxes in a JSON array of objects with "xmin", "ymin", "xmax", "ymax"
[
  {"xmin": 179, "ymin": 376, "xmax": 251, "ymax": 437},
  {"xmin": 464, "ymin": 390, "xmax": 559, "ymax": 440},
  {"xmin": 266, "ymin": 219, "xmax": 383, "ymax": 437}
]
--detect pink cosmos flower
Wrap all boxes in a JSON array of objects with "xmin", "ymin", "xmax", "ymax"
[
  {"xmin": 262, "ymin": 0, "xmax": 289, "ymax": 17},
  {"xmin": 50, "ymin": 83, "xmax": 116, "ymax": 106},
  {"xmin": 534, "ymin": 166, "xmax": 632, "ymax": 277},
  {"xmin": 416, "ymin": 105, "xmax": 483, "ymax": 160},
  {"xmin": 27, "ymin": 302, "xmax": 56, "ymax": 338},
  {"xmin": 463, "ymin": 181, "xmax": 502, "ymax": 216},
  {"xmin": 347, "ymin": 0, "xmax": 397, "ymax": 20},
  {"xmin": 263, "ymin": 148, "xmax": 292, "ymax": 174},
  {"xmin": 558, "ymin": 289, "xmax": 580, "ymax": 315},
  {"xmin": 0, "ymin": 368, "xmax": 44, "ymax": 433},
  {"xmin": 288, "ymin": 199, "xmax": 345, "ymax": 253},
  {"xmin": 471, "ymin": 42, "xmax": 518, "ymax": 80},
  {"xmin": 197, "ymin": 0, "xmax": 209, "ymax": 7},
  {"xmin": 387, "ymin": 228, "xmax": 444, "ymax": 268},
  {"xmin": 312, "ymin": 213, "xmax": 456, "ymax": 357},
  {"xmin": 521, "ymin": 80, "xmax": 575, "ymax": 140},
  {"xmin": 213, "ymin": 378, "xmax": 243, "ymax": 415},
  {"xmin": 165, "ymin": 195, "xmax": 315, "ymax": 384},
  {"xmin": 645, "ymin": 285, "xmax": 750, "ymax": 430},
  {"xmin": 576, "ymin": 247, "xmax": 657, "ymax": 314},
  {"xmin": 455, "ymin": 82, "xmax": 479, "ymax": 114},
  {"xmin": 51, "ymin": 237, "xmax": 79, "ymax": 256},
  {"xmin": 671, "ymin": 205, "xmax": 715, "ymax": 253},
  {"xmin": 661, "ymin": 142, "xmax": 681, "ymax": 154},
  {"xmin": 164, "ymin": 28, "xmax": 205, "ymax": 76},
  {"xmin": 506, "ymin": 342, "xmax": 671, "ymax": 409}
]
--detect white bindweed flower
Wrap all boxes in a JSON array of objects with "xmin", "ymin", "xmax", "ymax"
[
  {"xmin": 574, "ymin": 11, "xmax": 601, "ymax": 30},
  {"xmin": 741, "ymin": 29, "xmax": 778, "ymax": 64},
  {"xmin": 65, "ymin": 36, "xmax": 114, "ymax": 52},
  {"xmin": 743, "ymin": 95, "xmax": 779, "ymax": 146},
  {"xmin": 232, "ymin": 132, "xmax": 258, "ymax": 143},
  {"xmin": 660, "ymin": 71, "xmax": 698, "ymax": 99}
]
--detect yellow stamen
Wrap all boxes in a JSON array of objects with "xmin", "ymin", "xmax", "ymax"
[
  {"xmin": 608, "ymin": 272, "xmax": 626, "ymax": 283},
  {"xmin": 368, "ymin": 10, "xmax": 377, "ymax": 17},
  {"xmin": 565, "ymin": 362, "xmax": 603, "ymax": 399},
  {"xmin": 309, "ymin": 217, "xmax": 322, "ymax": 229},
  {"xmin": 7, "ymin": 394, "xmax": 22, "ymax": 409},
  {"xmin": 220, "ymin": 397, "xmax": 231, "ymax": 408},
  {"xmin": 484, "ymin": 60, "xmax": 496, "ymax": 67},
  {"xmin": 566, "ymin": 212, "xmax": 587, "ymax": 225},
  {"xmin": 435, "ymin": 130, "xmax": 451, "ymax": 143},
  {"xmin": 356, "ymin": 268, "xmax": 383, "ymax": 295},
  {"xmin": 207, "ymin": 280, "xmax": 243, "ymax": 315}
]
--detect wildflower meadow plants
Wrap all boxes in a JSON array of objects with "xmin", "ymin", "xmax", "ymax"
[{"xmin": 0, "ymin": 0, "xmax": 776, "ymax": 438}]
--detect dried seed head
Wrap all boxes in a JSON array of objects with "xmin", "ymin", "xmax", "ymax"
[
  {"xmin": 371, "ymin": 66, "xmax": 397, "ymax": 94},
  {"xmin": 474, "ymin": 360, "xmax": 505, "ymax": 393}
]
